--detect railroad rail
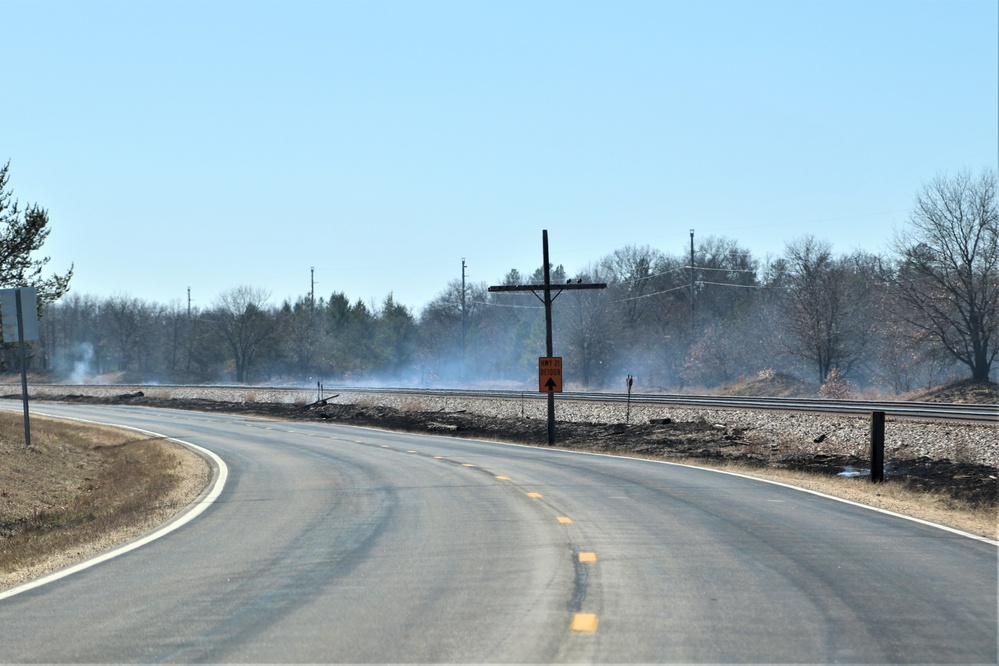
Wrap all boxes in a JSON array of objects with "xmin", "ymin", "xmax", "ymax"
[
  {"xmin": 18, "ymin": 384, "xmax": 993, "ymax": 425},
  {"xmin": 328, "ymin": 386, "xmax": 998, "ymax": 424}
]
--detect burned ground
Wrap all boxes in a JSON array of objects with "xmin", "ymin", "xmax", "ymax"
[{"xmin": 37, "ymin": 391, "xmax": 999, "ymax": 509}]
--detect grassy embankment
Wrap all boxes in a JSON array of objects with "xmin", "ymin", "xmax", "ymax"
[{"xmin": 0, "ymin": 412, "xmax": 208, "ymax": 590}]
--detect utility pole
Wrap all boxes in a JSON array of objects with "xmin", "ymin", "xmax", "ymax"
[
  {"xmin": 310, "ymin": 267, "xmax": 316, "ymax": 309},
  {"xmin": 461, "ymin": 258, "xmax": 467, "ymax": 382},
  {"xmin": 185, "ymin": 287, "xmax": 194, "ymax": 374},
  {"xmin": 689, "ymin": 229, "xmax": 695, "ymax": 337},
  {"xmin": 488, "ymin": 230, "xmax": 606, "ymax": 445}
]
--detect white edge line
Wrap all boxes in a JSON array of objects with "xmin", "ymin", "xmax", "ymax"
[
  {"xmin": 559, "ymin": 446, "xmax": 999, "ymax": 547},
  {"xmin": 90, "ymin": 414, "xmax": 999, "ymax": 548},
  {"xmin": 344, "ymin": 422, "xmax": 999, "ymax": 547},
  {"xmin": 0, "ymin": 414, "xmax": 228, "ymax": 602}
]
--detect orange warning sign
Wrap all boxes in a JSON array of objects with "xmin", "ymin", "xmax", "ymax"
[{"xmin": 538, "ymin": 356, "xmax": 563, "ymax": 393}]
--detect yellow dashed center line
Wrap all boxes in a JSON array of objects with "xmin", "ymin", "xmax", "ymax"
[
  {"xmin": 434, "ymin": 456, "xmax": 445, "ymax": 459},
  {"xmin": 526, "ymin": 492, "xmax": 543, "ymax": 498},
  {"xmin": 406, "ymin": 450, "xmax": 417, "ymax": 454},
  {"xmin": 578, "ymin": 552, "xmax": 597, "ymax": 563},
  {"xmin": 462, "ymin": 463, "xmax": 475, "ymax": 467},
  {"xmin": 571, "ymin": 613, "xmax": 599, "ymax": 633},
  {"xmin": 495, "ymin": 476, "xmax": 511, "ymax": 481},
  {"xmin": 556, "ymin": 516, "xmax": 573, "ymax": 524}
]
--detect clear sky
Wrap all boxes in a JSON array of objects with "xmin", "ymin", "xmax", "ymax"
[{"xmin": 3, "ymin": 0, "xmax": 996, "ymax": 314}]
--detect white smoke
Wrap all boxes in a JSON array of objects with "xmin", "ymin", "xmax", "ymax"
[{"xmin": 67, "ymin": 342, "xmax": 96, "ymax": 384}]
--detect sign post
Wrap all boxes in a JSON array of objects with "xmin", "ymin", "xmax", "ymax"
[
  {"xmin": 1, "ymin": 287, "xmax": 39, "ymax": 448},
  {"xmin": 488, "ymin": 231, "xmax": 606, "ymax": 444}
]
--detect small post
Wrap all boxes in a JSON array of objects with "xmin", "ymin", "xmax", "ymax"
[
  {"xmin": 14, "ymin": 290, "xmax": 31, "ymax": 448},
  {"xmin": 870, "ymin": 411, "xmax": 885, "ymax": 483},
  {"xmin": 625, "ymin": 374, "xmax": 634, "ymax": 424}
]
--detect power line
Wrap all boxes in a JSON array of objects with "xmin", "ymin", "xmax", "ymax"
[
  {"xmin": 611, "ymin": 279, "xmax": 761, "ymax": 303},
  {"xmin": 696, "ymin": 280, "xmax": 762, "ymax": 289},
  {"xmin": 685, "ymin": 265, "xmax": 757, "ymax": 274},
  {"xmin": 473, "ymin": 299, "xmax": 544, "ymax": 309},
  {"xmin": 612, "ymin": 284, "xmax": 690, "ymax": 303}
]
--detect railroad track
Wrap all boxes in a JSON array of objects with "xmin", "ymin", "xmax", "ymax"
[
  {"xmin": 328, "ymin": 387, "xmax": 998, "ymax": 424},
  {"xmin": 16, "ymin": 384, "xmax": 997, "ymax": 424}
]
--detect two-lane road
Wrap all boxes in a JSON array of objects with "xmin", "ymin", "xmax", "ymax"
[{"xmin": 1, "ymin": 403, "xmax": 995, "ymax": 663}]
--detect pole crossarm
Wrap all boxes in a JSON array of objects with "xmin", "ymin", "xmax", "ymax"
[
  {"xmin": 489, "ymin": 282, "xmax": 607, "ymax": 303},
  {"xmin": 488, "ymin": 283, "xmax": 608, "ymax": 292},
  {"xmin": 488, "ymin": 282, "xmax": 607, "ymax": 304}
]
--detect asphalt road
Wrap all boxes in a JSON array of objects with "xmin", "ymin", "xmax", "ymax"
[{"xmin": 0, "ymin": 403, "xmax": 995, "ymax": 663}]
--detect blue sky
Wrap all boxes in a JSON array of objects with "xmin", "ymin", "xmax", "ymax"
[{"xmin": 3, "ymin": 0, "xmax": 996, "ymax": 313}]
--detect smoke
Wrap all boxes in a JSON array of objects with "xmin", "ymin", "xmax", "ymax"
[{"xmin": 55, "ymin": 342, "xmax": 96, "ymax": 384}]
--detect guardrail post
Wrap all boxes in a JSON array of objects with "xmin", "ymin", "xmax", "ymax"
[{"xmin": 870, "ymin": 411, "xmax": 885, "ymax": 483}]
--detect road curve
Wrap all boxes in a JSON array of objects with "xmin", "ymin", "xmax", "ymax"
[{"xmin": 0, "ymin": 403, "xmax": 995, "ymax": 663}]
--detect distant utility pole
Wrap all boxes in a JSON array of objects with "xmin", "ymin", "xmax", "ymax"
[
  {"xmin": 310, "ymin": 267, "xmax": 316, "ymax": 309},
  {"xmin": 689, "ymin": 229, "xmax": 695, "ymax": 337},
  {"xmin": 488, "ymin": 230, "xmax": 606, "ymax": 445},
  {"xmin": 187, "ymin": 287, "xmax": 192, "ymax": 319},
  {"xmin": 461, "ymin": 258, "xmax": 468, "ymax": 381}
]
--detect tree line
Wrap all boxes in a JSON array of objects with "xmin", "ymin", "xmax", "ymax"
[{"xmin": 3, "ymin": 164, "xmax": 997, "ymax": 392}]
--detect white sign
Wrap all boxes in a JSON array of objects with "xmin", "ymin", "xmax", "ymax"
[{"xmin": 0, "ymin": 287, "xmax": 40, "ymax": 343}]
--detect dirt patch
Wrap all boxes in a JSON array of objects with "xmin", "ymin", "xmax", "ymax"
[
  {"xmin": 719, "ymin": 371, "xmax": 818, "ymax": 398},
  {"xmin": 912, "ymin": 379, "xmax": 999, "ymax": 404}
]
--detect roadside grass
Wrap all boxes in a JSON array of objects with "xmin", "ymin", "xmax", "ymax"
[
  {"xmin": 590, "ymin": 450, "xmax": 998, "ymax": 540},
  {"xmin": 0, "ymin": 412, "xmax": 206, "ymax": 586},
  {"xmin": 711, "ymin": 462, "xmax": 998, "ymax": 540}
]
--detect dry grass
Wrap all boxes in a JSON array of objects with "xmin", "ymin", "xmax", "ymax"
[
  {"xmin": 400, "ymin": 398, "xmax": 426, "ymax": 413},
  {"xmin": 686, "ymin": 460, "xmax": 997, "ymax": 540},
  {"xmin": 0, "ymin": 412, "xmax": 210, "ymax": 589},
  {"xmin": 565, "ymin": 445, "xmax": 997, "ymax": 540}
]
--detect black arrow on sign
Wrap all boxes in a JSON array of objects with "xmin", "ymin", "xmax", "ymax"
[{"xmin": 545, "ymin": 378, "xmax": 557, "ymax": 392}]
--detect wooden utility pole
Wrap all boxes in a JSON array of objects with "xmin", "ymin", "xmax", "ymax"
[
  {"xmin": 488, "ymin": 230, "xmax": 606, "ymax": 444},
  {"xmin": 461, "ymin": 258, "xmax": 467, "ymax": 381},
  {"xmin": 690, "ymin": 229, "xmax": 695, "ymax": 337}
]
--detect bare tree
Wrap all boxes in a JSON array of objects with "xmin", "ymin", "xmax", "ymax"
[
  {"xmin": 599, "ymin": 245, "xmax": 666, "ymax": 329},
  {"xmin": 779, "ymin": 237, "xmax": 872, "ymax": 383},
  {"xmin": 890, "ymin": 169, "xmax": 998, "ymax": 382},
  {"xmin": 99, "ymin": 295, "xmax": 154, "ymax": 373},
  {"xmin": 208, "ymin": 286, "xmax": 277, "ymax": 383},
  {"xmin": 559, "ymin": 271, "xmax": 614, "ymax": 387},
  {"xmin": 277, "ymin": 296, "xmax": 325, "ymax": 380}
]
